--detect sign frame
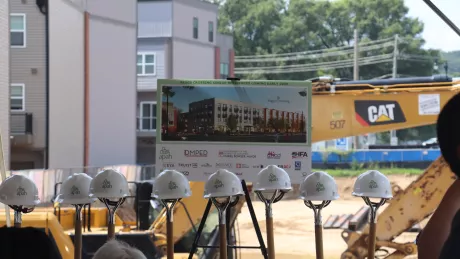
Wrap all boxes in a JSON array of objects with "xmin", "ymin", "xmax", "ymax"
[{"xmin": 155, "ymin": 79, "xmax": 312, "ymax": 183}]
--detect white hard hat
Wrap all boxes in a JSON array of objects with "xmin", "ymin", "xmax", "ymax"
[
  {"xmin": 89, "ymin": 169, "xmax": 129, "ymax": 199},
  {"xmin": 0, "ymin": 174, "xmax": 40, "ymax": 206},
  {"xmin": 55, "ymin": 173, "xmax": 95, "ymax": 205},
  {"xmin": 204, "ymin": 169, "xmax": 244, "ymax": 198},
  {"xmin": 352, "ymin": 170, "xmax": 393, "ymax": 199},
  {"xmin": 254, "ymin": 165, "xmax": 292, "ymax": 192},
  {"xmin": 299, "ymin": 171, "xmax": 339, "ymax": 201},
  {"xmin": 151, "ymin": 170, "xmax": 192, "ymax": 200}
]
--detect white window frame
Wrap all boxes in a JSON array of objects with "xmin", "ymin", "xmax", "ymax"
[
  {"xmin": 139, "ymin": 101, "xmax": 157, "ymax": 132},
  {"xmin": 10, "ymin": 13, "xmax": 26, "ymax": 48},
  {"xmin": 10, "ymin": 83, "xmax": 25, "ymax": 112},
  {"xmin": 137, "ymin": 52, "xmax": 156, "ymax": 76}
]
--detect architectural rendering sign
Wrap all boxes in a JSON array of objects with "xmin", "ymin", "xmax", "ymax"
[{"xmin": 155, "ymin": 79, "xmax": 312, "ymax": 183}]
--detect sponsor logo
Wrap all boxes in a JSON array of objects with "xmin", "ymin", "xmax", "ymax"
[
  {"xmin": 235, "ymin": 172, "xmax": 243, "ymax": 176},
  {"xmin": 102, "ymin": 179, "xmax": 112, "ymax": 189},
  {"xmin": 184, "ymin": 150, "xmax": 208, "ymax": 157},
  {"xmin": 292, "ymin": 152, "xmax": 308, "ymax": 159},
  {"xmin": 203, "ymin": 172, "xmax": 214, "ymax": 176},
  {"xmin": 236, "ymin": 163, "xmax": 249, "ymax": 169},
  {"xmin": 354, "ymin": 100, "xmax": 406, "ymax": 126},
  {"xmin": 277, "ymin": 164, "xmax": 291, "ymax": 169},
  {"xmin": 214, "ymin": 179, "xmax": 224, "ymax": 189},
  {"xmin": 216, "ymin": 162, "xmax": 232, "ymax": 168},
  {"xmin": 181, "ymin": 171, "xmax": 190, "ymax": 176},
  {"xmin": 294, "ymin": 161, "xmax": 301, "ymax": 170},
  {"xmin": 200, "ymin": 163, "xmax": 212, "ymax": 168},
  {"xmin": 158, "ymin": 147, "xmax": 173, "ymax": 160},
  {"xmin": 253, "ymin": 164, "xmax": 264, "ymax": 169},
  {"xmin": 301, "ymin": 172, "xmax": 309, "ymax": 177},
  {"xmin": 218, "ymin": 150, "xmax": 256, "ymax": 159},
  {"xmin": 168, "ymin": 181, "xmax": 178, "ymax": 190},
  {"xmin": 268, "ymin": 96, "xmax": 290, "ymax": 104},
  {"xmin": 163, "ymin": 163, "xmax": 175, "ymax": 168},
  {"xmin": 178, "ymin": 163, "xmax": 198, "ymax": 168},
  {"xmin": 267, "ymin": 151, "xmax": 281, "ymax": 159}
]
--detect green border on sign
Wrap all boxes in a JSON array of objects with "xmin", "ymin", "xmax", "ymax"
[{"xmin": 156, "ymin": 79, "xmax": 312, "ymax": 146}]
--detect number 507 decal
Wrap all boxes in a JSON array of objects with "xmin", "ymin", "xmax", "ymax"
[{"xmin": 330, "ymin": 120, "xmax": 346, "ymax": 130}]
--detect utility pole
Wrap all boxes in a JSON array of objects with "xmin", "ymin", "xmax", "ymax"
[
  {"xmin": 353, "ymin": 29, "xmax": 359, "ymax": 81},
  {"xmin": 353, "ymin": 29, "xmax": 359, "ymax": 150},
  {"xmin": 392, "ymin": 34, "xmax": 399, "ymax": 78},
  {"xmin": 390, "ymin": 35, "xmax": 399, "ymax": 146}
]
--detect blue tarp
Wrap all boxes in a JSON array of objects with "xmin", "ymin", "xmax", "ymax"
[{"xmin": 312, "ymin": 149, "xmax": 441, "ymax": 163}]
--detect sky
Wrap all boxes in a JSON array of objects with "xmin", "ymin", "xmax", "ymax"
[
  {"xmin": 163, "ymin": 85, "xmax": 308, "ymax": 113},
  {"xmin": 405, "ymin": 0, "xmax": 460, "ymax": 52}
]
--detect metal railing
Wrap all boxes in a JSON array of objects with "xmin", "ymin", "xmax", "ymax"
[{"xmin": 10, "ymin": 113, "xmax": 33, "ymax": 134}]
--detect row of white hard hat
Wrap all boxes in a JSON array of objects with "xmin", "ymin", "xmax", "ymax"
[
  {"xmin": 0, "ymin": 166, "xmax": 393, "ymax": 207},
  {"xmin": 153, "ymin": 165, "xmax": 393, "ymax": 201},
  {"xmin": 0, "ymin": 169, "xmax": 131, "ymax": 207}
]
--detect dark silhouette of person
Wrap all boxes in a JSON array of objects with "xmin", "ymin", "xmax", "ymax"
[{"xmin": 418, "ymin": 93, "xmax": 460, "ymax": 259}]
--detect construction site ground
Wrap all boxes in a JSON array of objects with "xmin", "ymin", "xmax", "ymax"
[{"xmin": 237, "ymin": 175, "xmax": 421, "ymax": 259}]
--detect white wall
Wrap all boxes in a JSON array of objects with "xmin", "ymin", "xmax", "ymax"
[
  {"xmin": 0, "ymin": 0, "xmax": 10, "ymax": 170},
  {"xmin": 86, "ymin": 0, "xmax": 137, "ymax": 167},
  {"xmin": 49, "ymin": 0, "xmax": 137, "ymax": 169},
  {"xmin": 48, "ymin": 0, "xmax": 85, "ymax": 169}
]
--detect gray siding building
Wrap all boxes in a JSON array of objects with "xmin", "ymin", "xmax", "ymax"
[
  {"xmin": 136, "ymin": 0, "xmax": 235, "ymax": 165},
  {"xmin": 9, "ymin": 0, "xmax": 46, "ymax": 169},
  {"xmin": 4, "ymin": 0, "xmax": 234, "ymax": 169},
  {"xmin": 0, "ymin": 0, "xmax": 10, "ymax": 170}
]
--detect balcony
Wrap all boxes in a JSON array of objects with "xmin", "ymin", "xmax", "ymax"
[
  {"xmin": 10, "ymin": 113, "xmax": 33, "ymax": 146},
  {"xmin": 138, "ymin": 21, "xmax": 172, "ymax": 38},
  {"xmin": 11, "ymin": 113, "xmax": 33, "ymax": 135}
]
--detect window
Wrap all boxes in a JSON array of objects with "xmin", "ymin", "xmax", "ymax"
[
  {"xmin": 193, "ymin": 17, "xmax": 199, "ymax": 39},
  {"xmin": 10, "ymin": 14, "xmax": 26, "ymax": 47},
  {"xmin": 208, "ymin": 21, "xmax": 214, "ymax": 42},
  {"xmin": 10, "ymin": 84, "xmax": 25, "ymax": 111},
  {"xmin": 139, "ymin": 102, "xmax": 157, "ymax": 131},
  {"xmin": 137, "ymin": 52, "xmax": 156, "ymax": 76},
  {"xmin": 220, "ymin": 63, "xmax": 229, "ymax": 79}
]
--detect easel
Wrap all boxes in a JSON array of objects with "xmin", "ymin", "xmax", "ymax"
[{"xmin": 187, "ymin": 179, "xmax": 268, "ymax": 259}]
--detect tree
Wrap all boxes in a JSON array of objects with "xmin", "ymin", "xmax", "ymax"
[
  {"xmin": 218, "ymin": 0, "xmax": 442, "ymax": 80},
  {"xmin": 162, "ymin": 86, "xmax": 175, "ymax": 132},
  {"xmin": 226, "ymin": 114, "xmax": 238, "ymax": 132}
]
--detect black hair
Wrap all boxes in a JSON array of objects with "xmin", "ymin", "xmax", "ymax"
[{"xmin": 437, "ymin": 93, "xmax": 460, "ymax": 176}]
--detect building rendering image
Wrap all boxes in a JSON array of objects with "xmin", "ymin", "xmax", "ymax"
[{"xmin": 159, "ymin": 85, "xmax": 308, "ymax": 144}]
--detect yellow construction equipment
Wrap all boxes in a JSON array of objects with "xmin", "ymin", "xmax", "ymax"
[{"xmin": 1, "ymin": 75, "xmax": 459, "ymax": 259}]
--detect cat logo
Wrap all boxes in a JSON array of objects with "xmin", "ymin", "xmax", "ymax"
[{"xmin": 354, "ymin": 100, "xmax": 406, "ymax": 126}]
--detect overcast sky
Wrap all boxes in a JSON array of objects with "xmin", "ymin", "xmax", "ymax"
[{"xmin": 405, "ymin": 0, "xmax": 460, "ymax": 52}]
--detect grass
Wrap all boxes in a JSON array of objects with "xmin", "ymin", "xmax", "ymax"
[{"xmin": 313, "ymin": 168, "xmax": 424, "ymax": 177}]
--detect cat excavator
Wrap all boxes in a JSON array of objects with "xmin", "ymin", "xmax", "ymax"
[{"xmin": 1, "ymin": 75, "xmax": 459, "ymax": 259}]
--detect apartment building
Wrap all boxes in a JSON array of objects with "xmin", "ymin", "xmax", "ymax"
[
  {"xmin": 8, "ymin": 0, "xmax": 46, "ymax": 170},
  {"xmin": 0, "ymin": 0, "xmax": 10, "ymax": 170},
  {"xmin": 136, "ymin": 0, "xmax": 235, "ymax": 164},
  {"xmin": 178, "ymin": 98, "xmax": 305, "ymax": 134}
]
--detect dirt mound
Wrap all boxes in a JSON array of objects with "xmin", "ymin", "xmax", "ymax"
[{"xmin": 237, "ymin": 175, "xmax": 419, "ymax": 258}]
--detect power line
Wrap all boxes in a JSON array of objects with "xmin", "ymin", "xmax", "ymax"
[
  {"xmin": 236, "ymin": 36, "xmax": 395, "ymax": 59},
  {"xmin": 236, "ymin": 54, "xmax": 393, "ymax": 71},
  {"xmin": 235, "ymin": 56, "xmax": 394, "ymax": 74},
  {"xmin": 235, "ymin": 41, "xmax": 394, "ymax": 63}
]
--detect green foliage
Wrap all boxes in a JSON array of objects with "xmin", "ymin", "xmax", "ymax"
[
  {"xmin": 226, "ymin": 114, "xmax": 238, "ymax": 132},
  {"xmin": 442, "ymin": 51, "xmax": 460, "ymax": 75},
  {"xmin": 216, "ymin": 0, "xmax": 442, "ymax": 80}
]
